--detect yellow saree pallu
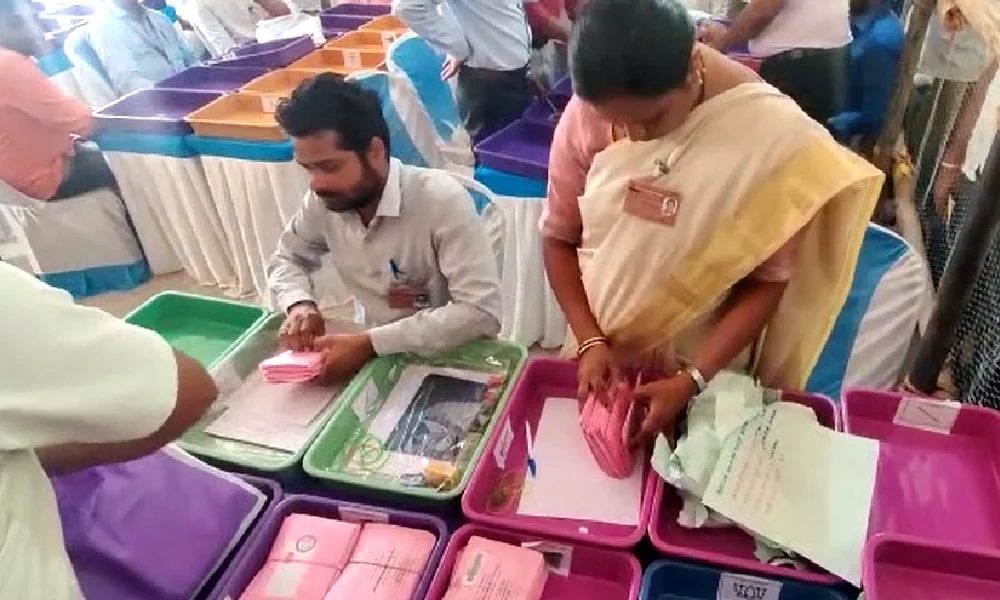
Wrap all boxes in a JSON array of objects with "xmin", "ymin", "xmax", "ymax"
[{"xmin": 563, "ymin": 83, "xmax": 884, "ymax": 389}]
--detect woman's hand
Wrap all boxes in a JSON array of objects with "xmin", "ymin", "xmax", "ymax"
[
  {"xmin": 576, "ymin": 342, "xmax": 619, "ymax": 402},
  {"xmin": 629, "ymin": 373, "xmax": 697, "ymax": 450}
]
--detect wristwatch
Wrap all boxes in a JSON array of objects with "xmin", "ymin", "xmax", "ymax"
[{"xmin": 682, "ymin": 364, "xmax": 708, "ymax": 394}]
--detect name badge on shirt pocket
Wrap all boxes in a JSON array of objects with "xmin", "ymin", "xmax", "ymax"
[
  {"xmin": 387, "ymin": 282, "xmax": 431, "ymax": 310},
  {"xmin": 622, "ymin": 177, "xmax": 681, "ymax": 227}
]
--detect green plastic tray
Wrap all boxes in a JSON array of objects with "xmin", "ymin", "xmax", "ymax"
[
  {"xmin": 124, "ymin": 291, "xmax": 269, "ymax": 368},
  {"xmin": 179, "ymin": 313, "xmax": 366, "ymax": 474},
  {"xmin": 302, "ymin": 338, "xmax": 528, "ymax": 502}
]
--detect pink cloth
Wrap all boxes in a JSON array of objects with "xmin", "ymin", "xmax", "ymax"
[
  {"xmin": 579, "ymin": 379, "xmax": 639, "ymax": 478},
  {"xmin": 0, "ymin": 49, "xmax": 94, "ymax": 201},
  {"xmin": 240, "ymin": 515, "xmax": 362, "ymax": 600},
  {"xmin": 323, "ymin": 523, "xmax": 436, "ymax": 600},
  {"xmin": 443, "ymin": 537, "xmax": 548, "ymax": 600},
  {"xmin": 540, "ymin": 95, "xmax": 801, "ymax": 282}
]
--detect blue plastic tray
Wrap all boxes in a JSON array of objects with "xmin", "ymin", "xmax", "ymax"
[{"xmin": 640, "ymin": 560, "xmax": 849, "ymax": 600}]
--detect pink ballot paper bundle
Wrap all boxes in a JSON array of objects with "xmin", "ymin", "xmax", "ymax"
[
  {"xmin": 323, "ymin": 523, "xmax": 437, "ymax": 600},
  {"xmin": 442, "ymin": 536, "xmax": 548, "ymax": 600},
  {"xmin": 239, "ymin": 514, "xmax": 361, "ymax": 600},
  {"xmin": 259, "ymin": 351, "xmax": 325, "ymax": 384},
  {"xmin": 579, "ymin": 378, "xmax": 640, "ymax": 479}
]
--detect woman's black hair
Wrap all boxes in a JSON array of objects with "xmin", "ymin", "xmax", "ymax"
[
  {"xmin": 570, "ymin": 0, "xmax": 695, "ymax": 103},
  {"xmin": 276, "ymin": 72, "xmax": 391, "ymax": 156}
]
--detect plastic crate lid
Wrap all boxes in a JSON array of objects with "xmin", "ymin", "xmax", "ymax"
[{"xmin": 94, "ymin": 88, "xmax": 223, "ymax": 135}]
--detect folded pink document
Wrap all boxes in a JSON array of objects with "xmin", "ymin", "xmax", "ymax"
[
  {"xmin": 259, "ymin": 351, "xmax": 325, "ymax": 384},
  {"xmin": 443, "ymin": 537, "xmax": 548, "ymax": 600},
  {"xmin": 322, "ymin": 523, "xmax": 436, "ymax": 600},
  {"xmin": 579, "ymin": 378, "xmax": 639, "ymax": 479},
  {"xmin": 239, "ymin": 514, "xmax": 362, "ymax": 600}
]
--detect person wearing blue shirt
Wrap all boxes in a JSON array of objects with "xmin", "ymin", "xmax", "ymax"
[
  {"xmin": 87, "ymin": 0, "xmax": 197, "ymax": 96},
  {"xmin": 828, "ymin": 0, "xmax": 904, "ymax": 144}
]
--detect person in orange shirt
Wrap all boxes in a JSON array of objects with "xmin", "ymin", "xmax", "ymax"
[{"xmin": 0, "ymin": 1, "xmax": 117, "ymax": 202}]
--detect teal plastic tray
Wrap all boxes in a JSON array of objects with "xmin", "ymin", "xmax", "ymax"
[
  {"xmin": 303, "ymin": 338, "xmax": 528, "ymax": 503},
  {"xmin": 179, "ymin": 313, "xmax": 365, "ymax": 474},
  {"xmin": 124, "ymin": 292, "xmax": 268, "ymax": 368}
]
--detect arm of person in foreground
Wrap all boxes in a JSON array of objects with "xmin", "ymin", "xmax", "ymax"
[
  {"xmin": 715, "ymin": 0, "xmax": 787, "ymax": 52},
  {"xmin": 0, "ymin": 266, "xmax": 217, "ymax": 475},
  {"xmin": 392, "ymin": 0, "xmax": 471, "ymax": 62},
  {"xmin": 368, "ymin": 177, "xmax": 503, "ymax": 356},
  {"xmin": 9, "ymin": 54, "xmax": 93, "ymax": 137},
  {"xmin": 266, "ymin": 192, "xmax": 331, "ymax": 312}
]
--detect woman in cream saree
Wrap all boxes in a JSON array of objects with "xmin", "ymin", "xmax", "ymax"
[{"xmin": 542, "ymin": 0, "xmax": 884, "ymax": 447}]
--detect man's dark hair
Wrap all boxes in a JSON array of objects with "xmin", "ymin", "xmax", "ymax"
[
  {"xmin": 276, "ymin": 73, "xmax": 391, "ymax": 156},
  {"xmin": 570, "ymin": 0, "xmax": 695, "ymax": 103}
]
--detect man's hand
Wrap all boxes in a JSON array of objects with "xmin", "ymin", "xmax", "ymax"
[
  {"xmin": 279, "ymin": 301, "xmax": 325, "ymax": 352},
  {"xmin": 698, "ymin": 21, "xmax": 729, "ymax": 49},
  {"xmin": 314, "ymin": 333, "xmax": 375, "ymax": 380},
  {"xmin": 628, "ymin": 373, "xmax": 697, "ymax": 450},
  {"xmin": 441, "ymin": 56, "xmax": 463, "ymax": 80}
]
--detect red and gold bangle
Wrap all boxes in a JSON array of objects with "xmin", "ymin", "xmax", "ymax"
[{"xmin": 576, "ymin": 335, "xmax": 609, "ymax": 358}]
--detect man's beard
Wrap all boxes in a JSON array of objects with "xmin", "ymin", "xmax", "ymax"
[{"xmin": 318, "ymin": 162, "xmax": 383, "ymax": 213}]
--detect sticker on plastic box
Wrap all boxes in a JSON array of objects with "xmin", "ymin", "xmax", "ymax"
[
  {"xmin": 893, "ymin": 396, "xmax": 960, "ymax": 434},
  {"xmin": 343, "ymin": 49, "xmax": 362, "ymax": 69},
  {"xmin": 338, "ymin": 505, "xmax": 389, "ymax": 524},
  {"xmin": 522, "ymin": 541, "xmax": 572, "ymax": 576},
  {"xmin": 717, "ymin": 572, "xmax": 781, "ymax": 600},
  {"xmin": 493, "ymin": 418, "xmax": 514, "ymax": 468},
  {"xmin": 260, "ymin": 95, "xmax": 281, "ymax": 113}
]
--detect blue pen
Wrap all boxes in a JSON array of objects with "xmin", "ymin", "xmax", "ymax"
[
  {"xmin": 388, "ymin": 259, "xmax": 401, "ymax": 280},
  {"xmin": 525, "ymin": 422, "xmax": 537, "ymax": 478}
]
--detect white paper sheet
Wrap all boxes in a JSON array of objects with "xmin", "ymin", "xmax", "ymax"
[
  {"xmin": 516, "ymin": 397, "xmax": 644, "ymax": 526},
  {"xmin": 702, "ymin": 403, "xmax": 879, "ymax": 585},
  {"xmin": 204, "ymin": 372, "xmax": 341, "ymax": 452}
]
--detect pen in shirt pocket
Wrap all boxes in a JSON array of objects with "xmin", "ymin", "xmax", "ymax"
[{"xmin": 389, "ymin": 259, "xmax": 401, "ymax": 280}]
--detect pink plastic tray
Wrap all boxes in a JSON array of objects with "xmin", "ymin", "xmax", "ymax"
[
  {"xmin": 425, "ymin": 524, "xmax": 641, "ymax": 600},
  {"xmin": 863, "ymin": 534, "xmax": 1000, "ymax": 599},
  {"xmin": 648, "ymin": 388, "xmax": 841, "ymax": 585},
  {"xmin": 843, "ymin": 388, "xmax": 1000, "ymax": 550},
  {"xmin": 462, "ymin": 357, "xmax": 657, "ymax": 549}
]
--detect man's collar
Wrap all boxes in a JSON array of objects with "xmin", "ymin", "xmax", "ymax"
[
  {"xmin": 106, "ymin": 3, "xmax": 143, "ymax": 19},
  {"xmin": 374, "ymin": 158, "xmax": 402, "ymax": 218}
]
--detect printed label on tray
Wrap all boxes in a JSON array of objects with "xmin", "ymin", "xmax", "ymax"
[
  {"xmin": 462, "ymin": 552, "xmax": 485, "ymax": 586},
  {"xmin": 381, "ymin": 31, "xmax": 396, "ymax": 48},
  {"xmin": 261, "ymin": 95, "xmax": 281, "ymax": 114},
  {"xmin": 344, "ymin": 49, "xmax": 362, "ymax": 69},
  {"xmin": 717, "ymin": 572, "xmax": 781, "ymax": 600},
  {"xmin": 522, "ymin": 541, "xmax": 572, "ymax": 576},
  {"xmin": 892, "ymin": 396, "xmax": 960, "ymax": 434},
  {"xmin": 338, "ymin": 505, "xmax": 389, "ymax": 524},
  {"xmin": 493, "ymin": 418, "xmax": 514, "ymax": 468}
]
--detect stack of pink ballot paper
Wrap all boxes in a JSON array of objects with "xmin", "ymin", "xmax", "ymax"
[
  {"xmin": 258, "ymin": 351, "xmax": 325, "ymax": 384},
  {"xmin": 323, "ymin": 523, "xmax": 436, "ymax": 600},
  {"xmin": 443, "ymin": 537, "xmax": 548, "ymax": 600},
  {"xmin": 579, "ymin": 378, "xmax": 640, "ymax": 479},
  {"xmin": 240, "ymin": 514, "xmax": 361, "ymax": 600}
]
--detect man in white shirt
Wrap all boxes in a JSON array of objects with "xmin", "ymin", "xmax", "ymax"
[
  {"xmin": 703, "ymin": 0, "xmax": 852, "ymax": 125},
  {"xmin": 182, "ymin": 0, "xmax": 290, "ymax": 57},
  {"xmin": 0, "ymin": 263, "xmax": 218, "ymax": 600},
  {"xmin": 267, "ymin": 74, "xmax": 503, "ymax": 377},
  {"xmin": 392, "ymin": 0, "xmax": 533, "ymax": 140}
]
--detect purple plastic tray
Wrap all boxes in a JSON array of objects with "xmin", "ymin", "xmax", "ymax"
[
  {"xmin": 550, "ymin": 75, "xmax": 572, "ymax": 106},
  {"xmin": 212, "ymin": 494, "xmax": 448, "ymax": 600},
  {"xmin": 212, "ymin": 35, "xmax": 315, "ymax": 69},
  {"xmin": 522, "ymin": 98, "xmax": 565, "ymax": 125},
  {"xmin": 648, "ymin": 388, "xmax": 841, "ymax": 585},
  {"xmin": 463, "ymin": 358, "xmax": 657, "ymax": 549},
  {"xmin": 321, "ymin": 3, "xmax": 392, "ymax": 16},
  {"xmin": 323, "ymin": 27, "xmax": 350, "ymax": 39},
  {"xmin": 319, "ymin": 13, "xmax": 371, "ymax": 30},
  {"xmin": 201, "ymin": 474, "xmax": 282, "ymax": 600},
  {"xmin": 156, "ymin": 66, "xmax": 270, "ymax": 93},
  {"xmin": 475, "ymin": 118, "xmax": 554, "ymax": 181},
  {"xmin": 426, "ymin": 524, "xmax": 642, "ymax": 600},
  {"xmin": 863, "ymin": 534, "xmax": 1000, "ymax": 600},
  {"xmin": 843, "ymin": 388, "xmax": 1000, "ymax": 551},
  {"xmin": 95, "ymin": 89, "xmax": 222, "ymax": 135}
]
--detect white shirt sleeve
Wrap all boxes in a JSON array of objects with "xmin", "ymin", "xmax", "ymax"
[{"xmin": 0, "ymin": 265, "xmax": 179, "ymax": 451}]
